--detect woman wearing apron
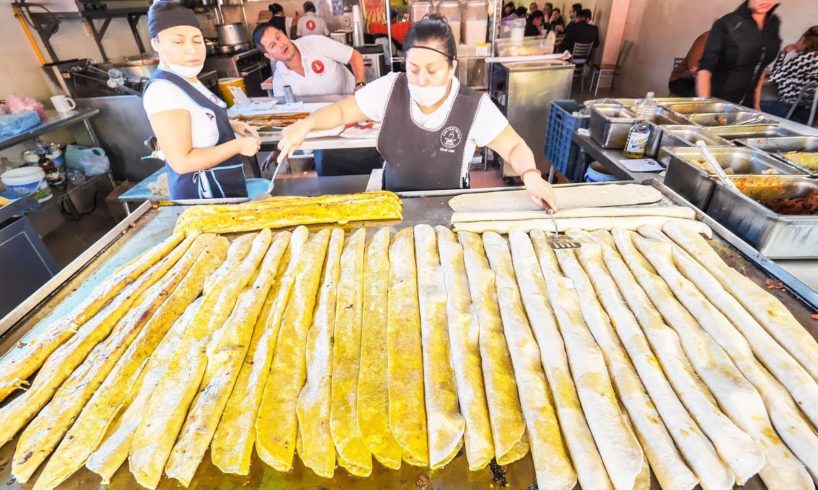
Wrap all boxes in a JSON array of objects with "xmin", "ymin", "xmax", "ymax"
[
  {"xmin": 142, "ymin": 1, "xmax": 261, "ymax": 200},
  {"xmin": 276, "ymin": 15, "xmax": 557, "ymax": 209}
]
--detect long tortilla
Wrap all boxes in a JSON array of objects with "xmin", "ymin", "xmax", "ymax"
[
  {"xmin": 202, "ymin": 233, "xmax": 254, "ymax": 294},
  {"xmin": 454, "ymin": 217, "xmax": 712, "ymax": 238},
  {"xmin": 414, "ymin": 225, "xmax": 465, "ymax": 469},
  {"xmin": 165, "ymin": 230, "xmax": 288, "ymax": 487},
  {"xmin": 435, "ymin": 226, "xmax": 494, "ymax": 471},
  {"xmin": 296, "ymin": 228, "xmax": 344, "ymax": 478},
  {"xmin": 0, "ymin": 233, "xmax": 196, "ymax": 450},
  {"xmin": 329, "ymin": 229, "xmax": 373, "ymax": 476},
  {"xmin": 560, "ymin": 231, "xmax": 698, "ymax": 490},
  {"xmin": 505, "ymin": 232, "xmax": 605, "ymax": 488},
  {"xmin": 256, "ymin": 229, "xmax": 331, "ymax": 471},
  {"xmin": 528, "ymin": 232, "xmax": 646, "ymax": 490},
  {"xmin": 210, "ymin": 226, "xmax": 309, "ymax": 475},
  {"xmin": 662, "ymin": 221, "xmax": 818, "ymax": 383},
  {"xmin": 483, "ymin": 232, "xmax": 576, "ymax": 490},
  {"xmin": 357, "ymin": 228, "xmax": 402, "ymax": 470},
  {"xmin": 448, "ymin": 184, "xmax": 662, "ymax": 212},
  {"xmin": 458, "ymin": 231, "xmax": 529, "ymax": 465},
  {"xmin": 29, "ymin": 236, "xmax": 227, "ymax": 490},
  {"xmin": 386, "ymin": 228, "xmax": 428, "ymax": 466},
  {"xmin": 637, "ymin": 226, "xmax": 818, "ymax": 482},
  {"xmin": 612, "ymin": 228, "xmax": 763, "ymax": 485},
  {"xmin": 451, "ymin": 206, "xmax": 695, "ymax": 223}
]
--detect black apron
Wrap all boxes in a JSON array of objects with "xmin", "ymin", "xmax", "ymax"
[
  {"xmin": 377, "ymin": 73, "xmax": 482, "ymax": 192},
  {"xmin": 144, "ymin": 69, "xmax": 247, "ymax": 200}
]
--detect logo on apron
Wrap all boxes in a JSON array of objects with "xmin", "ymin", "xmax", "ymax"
[
  {"xmin": 306, "ymin": 19, "xmax": 316, "ymax": 31},
  {"xmin": 311, "ymin": 60, "xmax": 325, "ymax": 74},
  {"xmin": 440, "ymin": 126, "xmax": 463, "ymax": 150}
]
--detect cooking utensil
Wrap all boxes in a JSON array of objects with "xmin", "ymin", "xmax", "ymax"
[
  {"xmin": 266, "ymin": 155, "xmax": 284, "ymax": 195},
  {"xmin": 545, "ymin": 209, "xmax": 581, "ymax": 249},
  {"xmin": 216, "ymin": 23, "xmax": 250, "ymax": 47},
  {"xmin": 696, "ymin": 141, "xmax": 740, "ymax": 193}
]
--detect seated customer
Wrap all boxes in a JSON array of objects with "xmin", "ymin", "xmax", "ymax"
[
  {"xmin": 525, "ymin": 11, "xmax": 545, "ymax": 37},
  {"xmin": 669, "ymin": 31, "xmax": 709, "ymax": 97},
  {"xmin": 547, "ymin": 8, "xmax": 564, "ymax": 34},
  {"xmin": 760, "ymin": 26, "xmax": 818, "ymax": 123},
  {"xmin": 558, "ymin": 8, "xmax": 598, "ymax": 52}
]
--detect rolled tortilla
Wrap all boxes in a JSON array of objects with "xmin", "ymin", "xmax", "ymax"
[
  {"xmin": 448, "ymin": 184, "xmax": 663, "ymax": 212},
  {"xmin": 414, "ymin": 225, "xmax": 465, "ymax": 469},
  {"xmin": 458, "ymin": 231, "xmax": 529, "ymax": 465},
  {"xmin": 357, "ymin": 228, "xmax": 403, "ymax": 470},
  {"xmin": 612, "ymin": 229, "xmax": 763, "ymax": 485},
  {"xmin": 386, "ymin": 228, "xmax": 428, "ymax": 467},
  {"xmin": 436, "ymin": 226, "xmax": 494, "ymax": 471},
  {"xmin": 559, "ymin": 231, "xmax": 698, "ymax": 490},
  {"xmin": 527, "ymin": 232, "xmax": 649, "ymax": 490},
  {"xmin": 483, "ymin": 232, "xmax": 576, "ymax": 490},
  {"xmin": 296, "ymin": 228, "xmax": 343, "ymax": 479},
  {"xmin": 505, "ymin": 233, "xmax": 606, "ymax": 489},
  {"xmin": 451, "ymin": 206, "xmax": 695, "ymax": 223},
  {"xmin": 453, "ymin": 217, "xmax": 712, "ymax": 238},
  {"xmin": 662, "ymin": 221, "xmax": 818, "ymax": 384}
]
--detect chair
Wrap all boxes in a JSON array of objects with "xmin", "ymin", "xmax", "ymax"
[
  {"xmin": 569, "ymin": 42, "xmax": 594, "ymax": 90},
  {"xmin": 786, "ymin": 81, "xmax": 818, "ymax": 126},
  {"xmin": 587, "ymin": 40, "xmax": 633, "ymax": 95},
  {"xmin": 673, "ymin": 57, "xmax": 685, "ymax": 71}
]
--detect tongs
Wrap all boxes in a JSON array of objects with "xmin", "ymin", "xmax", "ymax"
[
  {"xmin": 696, "ymin": 140, "xmax": 740, "ymax": 193},
  {"xmin": 545, "ymin": 208, "xmax": 581, "ymax": 250}
]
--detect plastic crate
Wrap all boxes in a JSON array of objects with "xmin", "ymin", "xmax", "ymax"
[{"xmin": 544, "ymin": 100, "xmax": 589, "ymax": 179}]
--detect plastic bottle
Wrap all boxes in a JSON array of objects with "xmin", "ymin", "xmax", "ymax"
[{"xmin": 624, "ymin": 92, "xmax": 656, "ymax": 159}]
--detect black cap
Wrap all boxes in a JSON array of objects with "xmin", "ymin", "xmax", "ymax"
[{"xmin": 148, "ymin": 1, "xmax": 201, "ymax": 38}]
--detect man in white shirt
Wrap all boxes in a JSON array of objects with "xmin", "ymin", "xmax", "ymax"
[
  {"xmin": 252, "ymin": 22, "xmax": 365, "ymax": 97},
  {"xmin": 296, "ymin": 1, "xmax": 329, "ymax": 37}
]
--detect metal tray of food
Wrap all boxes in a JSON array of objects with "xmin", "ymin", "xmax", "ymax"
[
  {"xmin": 661, "ymin": 101, "xmax": 742, "ymax": 114},
  {"xmin": 663, "ymin": 146, "xmax": 805, "ymax": 210},
  {"xmin": 706, "ymin": 175, "xmax": 818, "ymax": 258},
  {"xmin": 702, "ymin": 124, "xmax": 802, "ymax": 140},
  {"xmin": 656, "ymin": 125, "xmax": 733, "ymax": 165},
  {"xmin": 681, "ymin": 111, "xmax": 778, "ymax": 127},
  {"xmin": 737, "ymin": 136, "xmax": 818, "ymax": 176},
  {"xmin": 585, "ymin": 97, "xmax": 714, "ymax": 109}
]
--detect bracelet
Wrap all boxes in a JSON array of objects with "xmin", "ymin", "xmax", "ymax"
[{"xmin": 520, "ymin": 168, "xmax": 541, "ymax": 181}]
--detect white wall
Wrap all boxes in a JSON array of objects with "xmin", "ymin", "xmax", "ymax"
[{"xmin": 614, "ymin": 0, "xmax": 818, "ymax": 98}]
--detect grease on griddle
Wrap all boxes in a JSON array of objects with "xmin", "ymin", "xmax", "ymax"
[{"xmin": 489, "ymin": 459, "xmax": 509, "ymax": 487}]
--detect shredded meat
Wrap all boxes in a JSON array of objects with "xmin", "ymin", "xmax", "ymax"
[{"xmin": 765, "ymin": 189, "xmax": 818, "ymax": 215}]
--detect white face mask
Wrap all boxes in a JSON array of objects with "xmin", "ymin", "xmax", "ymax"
[
  {"xmin": 407, "ymin": 80, "xmax": 450, "ymax": 107},
  {"xmin": 167, "ymin": 62, "xmax": 204, "ymax": 78}
]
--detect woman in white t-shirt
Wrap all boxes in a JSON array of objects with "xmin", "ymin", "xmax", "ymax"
[
  {"xmin": 276, "ymin": 15, "xmax": 556, "ymax": 208},
  {"xmin": 142, "ymin": 1, "xmax": 260, "ymax": 199}
]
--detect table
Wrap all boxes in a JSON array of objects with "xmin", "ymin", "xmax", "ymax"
[
  {"xmin": 571, "ymin": 131, "xmax": 664, "ymax": 182},
  {"xmin": 0, "ymin": 108, "xmax": 101, "ymax": 151},
  {"xmin": 270, "ymin": 174, "xmax": 370, "ymax": 197}
]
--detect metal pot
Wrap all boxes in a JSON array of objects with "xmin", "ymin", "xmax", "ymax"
[
  {"xmin": 216, "ymin": 23, "xmax": 250, "ymax": 47},
  {"xmin": 205, "ymin": 39, "xmax": 219, "ymax": 55}
]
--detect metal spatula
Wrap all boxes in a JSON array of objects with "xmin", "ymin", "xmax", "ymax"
[{"xmin": 546, "ymin": 209, "xmax": 581, "ymax": 249}]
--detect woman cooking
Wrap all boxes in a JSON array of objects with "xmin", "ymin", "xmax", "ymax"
[
  {"xmin": 277, "ymin": 15, "xmax": 557, "ymax": 209},
  {"xmin": 142, "ymin": 1, "xmax": 261, "ymax": 200}
]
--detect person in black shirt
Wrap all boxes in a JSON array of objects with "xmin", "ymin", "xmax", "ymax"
[
  {"xmin": 558, "ymin": 8, "xmax": 598, "ymax": 52},
  {"xmin": 697, "ymin": 0, "xmax": 781, "ymax": 107},
  {"xmin": 548, "ymin": 8, "xmax": 564, "ymax": 34},
  {"xmin": 525, "ymin": 10, "xmax": 545, "ymax": 37},
  {"xmin": 569, "ymin": 3, "xmax": 582, "ymax": 23}
]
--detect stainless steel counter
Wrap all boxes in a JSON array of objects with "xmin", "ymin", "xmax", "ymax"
[{"xmin": 571, "ymin": 131, "xmax": 663, "ymax": 182}]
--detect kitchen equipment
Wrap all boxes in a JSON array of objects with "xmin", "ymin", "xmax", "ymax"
[
  {"xmin": 664, "ymin": 146, "xmax": 804, "ymax": 210},
  {"xmin": 205, "ymin": 39, "xmax": 219, "ymax": 55},
  {"xmin": 359, "ymin": 45, "xmax": 387, "ymax": 83},
  {"xmin": 706, "ymin": 175, "xmax": 818, "ymax": 258},
  {"xmin": 696, "ymin": 141, "xmax": 739, "ymax": 192},
  {"xmin": 438, "ymin": 1, "xmax": 461, "ymax": 44},
  {"xmin": 216, "ymin": 23, "xmax": 250, "ymax": 48},
  {"xmin": 546, "ymin": 209, "xmax": 581, "ymax": 249},
  {"xmin": 411, "ymin": 0, "xmax": 433, "ymax": 22},
  {"xmin": 217, "ymin": 77, "xmax": 246, "ymax": 107},
  {"xmin": 50, "ymin": 95, "xmax": 76, "ymax": 113},
  {"xmin": 737, "ymin": 136, "xmax": 818, "ymax": 176},
  {"xmin": 589, "ymin": 104, "xmax": 662, "ymax": 151},
  {"xmin": 661, "ymin": 101, "xmax": 742, "ymax": 114},
  {"xmin": 351, "ymin": 5, "xmax": 365, "ymax": 47},
  {"xmin": 682, "ymin": 111, "xmax": 778, "ymax": 127},
  {"xmin": 657, "ymin": 125, "xmax": 732, "ymax": 165},
  {"xmin": 703, "ymin": 124, "xmax": 802, "ymax": 141},
  {"xmin": 204, "ymin": 49, "xmax": 271, "ymax": 98},
  {"xmin": 463, "ymin": 0, "xmax": 488, "ymax": 45}
]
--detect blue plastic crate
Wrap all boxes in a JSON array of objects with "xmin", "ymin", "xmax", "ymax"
[{"xmin": 544, "ymin": 100, "xmax": 589, "ymax": 179}]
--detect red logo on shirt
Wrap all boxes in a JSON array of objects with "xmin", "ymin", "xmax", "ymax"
[
  {"xmin": 311, "ymin": 60, "xmax": 325, "ymax": 74},
  {"xmin": 306, "ymin": 19, "xmax": 316, "ymax": 31}
]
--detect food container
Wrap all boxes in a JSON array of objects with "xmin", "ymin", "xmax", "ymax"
[
  {"xmin": 411, "ymin": 0, "xmax": 433, "ymax": 22},
  {"xmin": 588, "ymin": 104, "xmax": 637, "ymax": 149},
  {"xmin": 437, "ymin": 1, "xmax": 461, "ymax": 44},
  {"xmin": 463, "ymin": 0, "xmax": 488, "ymax": 45},
  {"xmin": 706, "ymin": 175, "xmax": 818, "ymax": 258},
  {"xmin": 656, "ymin": 125, "xmax": 732, "ymax": 165},
  {"xmin": 664, "ymin": 146, "xmax": 804, "ymax": 210},
  {"xmin": 737, "ymin": 136, "xmax": 818, "ymax": 176},
  {"xmin": 662, "ymin": 101, "xmax": 742, "ymax": 114},
  {"xmin": 0, "ymin": 166, "xmax": 52, "ymax": 202},
  {"xmin": 681, "ymin": 111, "xmax": 778, "ymax": 127},
  {"xmin": 703, "ymin": 124, "xmax": 802, "ymax": 141}
]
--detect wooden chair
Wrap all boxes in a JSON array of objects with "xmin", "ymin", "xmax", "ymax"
[{"xmin": 569, "ymin": 42, "xmax": 595, "ymax": 90}]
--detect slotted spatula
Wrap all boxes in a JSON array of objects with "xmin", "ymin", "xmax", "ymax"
[{"xmin": 546, "ymin": 209, "xmax": 581, "ymax": 249}]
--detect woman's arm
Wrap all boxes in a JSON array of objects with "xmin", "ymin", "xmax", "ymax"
[
  {"xmin": 276, "ymin": 96, "xmax": 367, "ymax": 162},
  {"xmin": 487, "ymin": 125, "xmax": 557, "ymax": 210},
  {"xmin": 696, "ymin": 70, "xmax": 712, "ymax": 97},
  {"xmin": 753, "ymin": 70, "xmax": 768, "ymax": 110},
  {"xmin": 149, "ymin": 110, "xmax": 259, "ymax": 174}
]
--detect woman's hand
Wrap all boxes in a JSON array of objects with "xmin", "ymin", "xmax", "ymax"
[
  {"xmin": 523, "ymin": 172, "xmax": 557, "ymax": 210},
  {"xmin": 277, "ymin": 118, "xmax": 312, "ymax": 163},
  {"xmin": 237, "ymin": 136, "xmax": 261, "ymax": 156},
  {"xmin": 231, "ymin": 120, "xmax": 260, "ymax": 140}
]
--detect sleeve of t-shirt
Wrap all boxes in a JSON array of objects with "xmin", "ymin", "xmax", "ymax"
[
  {"xmin": 471, "ymin": 95, "xmax": 508, "ymax": 147},
  {"xmin": 142, "ymin": 80, "xmax": 190, "ymax": 117},
  {"xmin": 309, "ymin": 35, "xmax": 354, "ymax": 64},
  {"xmin": 354, "ymin": 71, "xmax": 399, "ymax": 122}
]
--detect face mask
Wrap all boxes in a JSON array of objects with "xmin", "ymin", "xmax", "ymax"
[
  {"xmin": 408, "ymin": 67, "xmax": 455, "ymax": 107},
  {"xmin": 167, "ymin": 62, "xmax": 204, "ymax": 78}
]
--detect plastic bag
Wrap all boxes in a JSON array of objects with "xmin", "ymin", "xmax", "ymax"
[
  {"xmin": 65, "ymin": 144, "xmax": 110, "ymax": 176},
  {"xmin": 0, "ymin": 111, "xmax": 41, "ymax": 138},
  {"xmin": 1, "ymin": 94, "xmax": 46, "ymax": 120}
]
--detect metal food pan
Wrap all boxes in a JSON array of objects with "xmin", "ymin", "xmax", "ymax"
[
  {"xmin": 663, "ymin": 146, "xmax": 804, "ymax": 210},
  {"xmin": 703, "ymin": 124, "xmax": 802, "ymax": 140},
  {"xmin": 656, "ymin": 125, "xmax": 732, "ymax": 165},
  {"xmin": 662, "ymin": 101, "xmax": 742, "ymax": 114},
  {"xmin": 706, "ymin": 175, "xmax": 818, "ymax": 258},
  {"xmin": 682, "ymin": 111, "xmax": 778, "ymax": 127},
  {"xmin": 737, "ymin": 136, "xmax": 818, "ymax": 176},
  {"xmin": 589, "ymin": 105, "xmax": 639, "ymax": 149}
]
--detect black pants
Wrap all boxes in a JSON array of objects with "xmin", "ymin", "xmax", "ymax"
[
  {"xmin": 668, "ymin": 78, "xmax": 696, "ymax": 97},
  {"xmin": 314, "ymin": 148, "xmax": 384, "ymax": 176}
]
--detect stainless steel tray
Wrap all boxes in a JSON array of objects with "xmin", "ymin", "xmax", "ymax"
[
  {"xmin": 661, "ymin": 101, "xmax": 742, "ymax": 114},
  {"xmin": 589, "ymin": 104, "xmax": 639, "ymax": 149},
  {"xmin": 682, "ymin": 111, "xmax": 778, "ymax": 127},
  {"xmin": 663, "ymin": 146, "xmax": 805, "ymax": 210},
  {"xmin": 703, "ymin": 124, "xmax": 802, "ymax": 140},
  {"xmin": 706, "ymin": 175, "xmax": 818, "ymax": 258},
  {"xmin": 737, "ymin": 136, "xmax": 818, "ymax": 176},
  {"xmin": 656, "ymin": 125, "xmax": 733, "ymax": 165}
]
